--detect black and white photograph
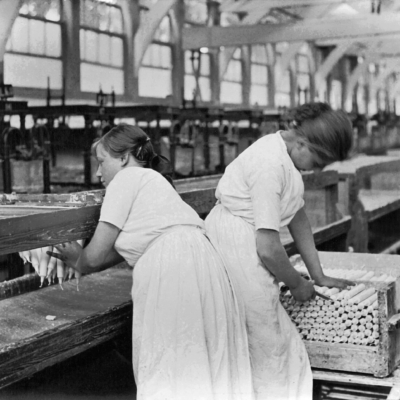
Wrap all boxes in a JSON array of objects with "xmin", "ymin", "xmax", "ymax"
[{"xmin": 1, "ymin": 1, "xmax": 400, "ymax": 399}]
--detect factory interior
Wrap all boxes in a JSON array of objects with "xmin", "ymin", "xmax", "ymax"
[{"xmin": 3, "ymin": 1, "xmax": 400, "ymax": 399}]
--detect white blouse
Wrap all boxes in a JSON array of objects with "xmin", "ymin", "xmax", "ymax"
[
  {"xmin": 215, "ymin": 132, "xmax": 305, "ymax": 231},
  {"xmin": 99, "ymin": 167, "xmax": 204, "ymax": 266}
]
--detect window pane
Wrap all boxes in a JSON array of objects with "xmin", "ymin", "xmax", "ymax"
[
  {"xmin": 279, "ymin": 70, "xmax": 291, "ymax": 93},
  {"xmin": 84, "ymin": 30, "xmax": 98, "ymax": 62},
  {"xmin": 297, "ymin": 55, "xmax": 309, "ymax": 73},
  {"xmin": 138, "ymin": 67, "xmax": 172, "ymax": 98},
  {"xmin": 80, "ymin": 29, "xmax": 86, "ymax": 59},
  {"xmin": 250, "ymin": 85, "xmax": 268, "ymax": 106},
  {"xmin": 185, "ymin": 51, "xmax": 193, "ymax": 74},
  {"xmin": 29, "ymin": 19, "xmax": 46, "ymax": 55},
  {"xmin": 233, "ymin": 48, "xmax": 241, "ymax": 59},
  {"xmin": 200, "ymin": 54, "xmax": 210, "ymax": 76},
  {"xmin": 45, "ymin": 22, "xmax": 61, "ymax": 57},
  {"xmin": 185, "ymin": 0, "xmax": 208, "ymax": 24},
  {"xmin": 9, "ymin": 17, "xmax": 29, "ymax": 53},
  {"xmin": 297, "ymin": 73, "xmax": 310, "ymax": 89},
  {"xmin": 98, "ymin": 2, "xmax": 110, "ymax": 31},
  {"xmin": 225, "ymin": 60, "xmax": 241, "ymax": 82},
  {"xmin": 5, "ymin": 53, "xmax": 62, "ymax": 89},
  {"xmin": 251, "ymin": 45, "xmax": 268, "ymax": 64},
  {"xmin": 142, "ymin": 46, "xmax": 153, "ymax": 66},
  {"xmin": 110, "ymin": 6, "xmax": 123, "ymax": 34},
  {"xmin": 154, "ymin": 16, "xmax": 171, "ymax": 43},
  {"xmin": 81, "ymin": 62, "xmax": 124, "ymax": 94},
  {"xmin": 199, "ymin": 76, "xmax": 211, "ymax": 102},
  {"xmin": 161, "ymin": 46, "xmax": 171, "ymax": 68},
  {"xmin": 221, "ymin": 81, "xmax": 242, "ymax": 104},
  {"xmin": 20, "ymin": 0, "xmax": 61, "ymax": 21},
  {"xmin": 110, "ymin": 37, "xmax": 123, "ymax": 67},
  {"xmin": 275, "ymin": 92, "xmax": 291, "ymax": 108},
  {"xmin": 276, "ymin": 42, "xmax": 289, "ymax": 53},
  {"xmin": 330, "ymin": 79, "xmax": 342, "ymax": 110},
  {"xmin": 99, "ymin": 33, "xmax": 111, "ymax": 65},
  {"xmin": 184, "ymin": 74, "xmax": 196, "ymax": 101},
  {"xmin": 251, "ymin": 64, "xmax": 267, "ymax": 85}
]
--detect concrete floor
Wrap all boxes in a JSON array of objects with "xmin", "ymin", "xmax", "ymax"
[{"xmin": 1, "ymin": 341, "xmax": 136, "ymax": 400}]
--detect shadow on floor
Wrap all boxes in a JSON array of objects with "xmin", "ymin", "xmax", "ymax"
[{"xmin": 1, "ymin": 341, "xmax": 136, "ymax": 400}]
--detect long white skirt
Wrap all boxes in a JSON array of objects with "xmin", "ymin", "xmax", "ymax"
[
  {"xmin": 132, "ymin": 226, "xmax": 254, "ymax": 400},
  {"xmin": 205, "ymin": 206, "xmax": 312, "ymax": 400}
]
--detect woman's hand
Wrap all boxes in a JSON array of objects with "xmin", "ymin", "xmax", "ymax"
[
  {"xmin": 48, "ymin": 242, "xmax": 83, "ymax": 273},
  {"xmin": 314, "ymin": 274, "xmax": 354, "ymax": 289},
  {"xmin": 290, "ymin": 278, "xmax": 316, "ymax": 303}
]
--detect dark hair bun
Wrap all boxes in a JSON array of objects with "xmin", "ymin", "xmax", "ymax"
[{"xmin": 291, "ymin": 102, "xmax": 332, "ymax": 127}]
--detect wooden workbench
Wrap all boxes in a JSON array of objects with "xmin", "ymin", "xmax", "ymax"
[{"xmin": 326, "ymin": 155, "xmax": 400, "ymax": 253}]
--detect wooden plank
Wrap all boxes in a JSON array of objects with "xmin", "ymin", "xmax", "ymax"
[
  {"xmin": 359, "ymin": 190, "xmax": 400, "ymax": 222},
  {"xmin": 282, "ymin": 216, "xmax": 351, "ymax": 256},
  {"xmin": 0, "ymin": 268, "xmax": 133, "ymax": 389},
  {"xmin": 312, "ymin": 368, "xmax": 400, "ymax": 388},
  {"xmin": 0, "ymin": 205, "xmax": 100, "ymax": 255},
  {"xmin": 175, "ymin": 174, "xmax": 221, "ymax": 192},
  {"xmin": 182, "ymin": 14, "xmax": 400, "ymax": 50},
  {"xmin": 306, "ymin": 342, "xmax": 382, "ymax": 376},
  {"xmin": 302, "ymin": 170, "xmax": 339, "ymax": 190}
]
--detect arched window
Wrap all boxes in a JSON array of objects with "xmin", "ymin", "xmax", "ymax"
[
  {"xmin": 220, "ymin": 48, "xmax": 242, "ymax": 104},
  {"xmin": 368, "ymin": 65, "xmax": 378, "ymax": 116},
  {"xmin": 377, "ymin": 89, "xmax": 387, "ymax": 112},
  {"xmin": 5, "ymin": 0, "xmax": 62, "ymax": 89},
  {"xmin": 356, "ymin": 78, "xmax": 367, "ymax": 115},
  {"xmin": 274, "ymin": 42, "xmax": 291, "ymax": 108},
  {"xmin": 329, "ymin": 79, "xmax": 342, "ymax": 110},
  {"xmin": 250, "ymin": 45, "xmax": 269, "ymax": 107},
  {"xmin": 295, "ymin": 44, "xmax": 311, "ymax": 106},
  {"xmin": 139, "ymin": 16, "xmax": 173, "ymax": 98},
  {"xmin": 80, "ymin": 0, "xmax": 125, "ymax": 94},
  {"xmin": 183, "ymin": 1, "xmax": 211, "ymax": 103},
  {"xmin": 184, "ymin": 50, "xmax": 211, "ymax": 103}
]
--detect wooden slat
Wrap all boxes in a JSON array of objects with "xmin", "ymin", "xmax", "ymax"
[
  {"xmin": 302, "ymin": 170, "xmax": 339, "ymax": 190},
  {"xmin": 0, "ymin": 205, "xmax": 100, "ymax": 255},
  {"xmin": 359, "ymin": 190, "xmax": 400, "ymax": 222},
  {"xmin": 182, "ymin": 14, "xmax": 400, "ymax": 50},
  {"xmin": 312, "ymin": 368, "xmax": 400, "ymax": 388},
  {"xmin": 0, "ymin": 268, "xmax": 133, "ymax": 389},
  {"xmin": 283, "ymin": 216, "xmax": 351, "ymax": 256}
]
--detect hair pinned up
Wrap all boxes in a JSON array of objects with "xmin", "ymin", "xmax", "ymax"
[
  {"xmin": 92, "ymin": 123, "xmax": 174, "ymax": 186},
  {"xmin": 287, "ymin": 102, "xmax": 353, "ymax": 163}
]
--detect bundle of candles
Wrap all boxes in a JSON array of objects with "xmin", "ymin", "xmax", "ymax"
[
  {"xmin": 19, "ymin": 240, "xmax": 84, "ymax": 290},
  {"xmin": 280, "ymin": 268, "xmax": 396, "ymax": 346}
]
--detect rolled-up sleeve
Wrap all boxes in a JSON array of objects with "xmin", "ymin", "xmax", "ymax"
[
  {"xmin": 248, "ymin": 168, "xmax": 283, "ymax": 231},
  {"xmin": 99, "ymin": 170, "xmax": 139, "ymax": 229}
]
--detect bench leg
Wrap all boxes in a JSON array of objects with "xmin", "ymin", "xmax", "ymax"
[{"xmin": 313, "ymin": 380, "xmax": 323, "ymax": 400}]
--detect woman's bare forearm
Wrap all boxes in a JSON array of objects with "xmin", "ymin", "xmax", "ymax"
[{"xmin": 288, "ymin": 207, "xmax": 325, "ymax": 281}]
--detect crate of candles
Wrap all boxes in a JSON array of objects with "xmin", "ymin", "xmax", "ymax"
[{"xmin": 285, "ymin": 251, "xmax": 400, "ymax": 377}]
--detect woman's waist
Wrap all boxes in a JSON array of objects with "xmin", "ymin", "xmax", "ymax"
[
  {"xmin": 146, "ymin": 224, "xmax": 205, "ymax": 252},
  {"xmin": 215, "ymin": 200, "xmax": 256, "ymax": 227}
]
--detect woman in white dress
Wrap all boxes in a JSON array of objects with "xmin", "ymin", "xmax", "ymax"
[
  {"xmin": 205, "ymin": 103, "xmax": 354, "ymax": 400},
  {"xmin": 51, "ymin": 124, "xmax": 254, "ymax": 400}
]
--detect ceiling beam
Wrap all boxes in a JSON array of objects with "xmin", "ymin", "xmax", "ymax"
[
  {"xmin": 344, "ymin": 42, "xmax": 382, "ymax": 105},
  {"xmin": 182, "ymin": 14, "xmax": 400, "ymax": 50},
  {"xmin": 220, "ymin": 0, "xmax": 373, "ymax": 13},
  {"xmin": 0, "ymin": 0, "xmax": 23, "ymax": 77},
  {"xmin": 219, "ymin": 9, "xmax": 271, "ymax": 80},
  {"xmin": 315, "ymin": 41, "xmax": 355, "ymax": 90},
  {"xmin": 134, "ymin": 0, "xmax": 177, "ymax": 75},
  {"xmin": 370, "ymin": 59, "xmax": 400, "ymax": 92}
]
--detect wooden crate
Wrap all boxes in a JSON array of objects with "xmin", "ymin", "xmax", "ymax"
[{"xmin": 293, "ymin": 251, "xmax": 400, "ymax": 377}]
